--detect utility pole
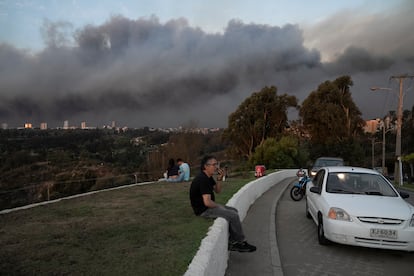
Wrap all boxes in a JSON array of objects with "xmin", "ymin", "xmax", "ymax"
[
  {"xmin": 371, "ymin": 74, "xmax": 414, "ymax": 186},
  {"xmin": 390, "ymin": 74, "xmax": 414, "ymax": 186}
]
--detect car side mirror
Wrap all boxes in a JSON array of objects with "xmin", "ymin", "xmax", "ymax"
[
  {"xmin": 399, "ymin": 191, "xmax": 409, "ymax": 199},
  {"xmin": 310, "ymin": 186, "xmax": 321, "ymax": 194}
]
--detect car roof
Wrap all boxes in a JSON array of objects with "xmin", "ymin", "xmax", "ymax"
[
  {"xmin": 315, "ymin": 157, "xmax": 344, "ymax": 161},
  {"xmin": 323, "ymin": 166, "xmax": 381, "ymax": 175}
]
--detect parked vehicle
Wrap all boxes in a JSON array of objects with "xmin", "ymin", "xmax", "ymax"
[
  {"xmin": 290, "ymin": 170, "xmax": 311, "ymax": 201},
  {"xmin": 309, "ymin": 157, "xmax": 344, "ymax": 177},
  {"xmin": 306, "ymin": 166, "xmax": 414, "ymax": 251}
]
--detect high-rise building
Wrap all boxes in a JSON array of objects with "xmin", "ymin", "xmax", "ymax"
[
  {"xmin": 24, "ymin": 123, "xmax": 32, "ymax": 129},
  {"xmin": 111, "ymin": 121, "xmax": 116, "ymax": 128},
  {"xmin": 63, "ymin": 120, "xmax": 69, "ymax": 130},
  {"xmin": 40, "ymin": 122, "xmax": 48, "ymax": 130},
  {"xmin": 81, "ymin": 122, "xmax": 86, "ymax": 129}
]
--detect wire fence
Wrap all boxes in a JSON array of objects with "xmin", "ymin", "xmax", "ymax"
[
  {"xmin": 0, "ymin": 171, "xmax": 162, "ymax": 211},
  {"xmin": 0, "ymin": 163, "xmax": 245, "ymax": 212}
]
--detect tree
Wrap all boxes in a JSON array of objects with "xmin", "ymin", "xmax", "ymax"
[
  {"xmin": 164, "ymin": 132, "xmax": 204, "ymax": 166},
  {"xmin": 402, "ymin": 105, "xmax": 414, "ymax": 181},
  {"xmin": 250, "ymin": 136, "xmax": 308, "ymax": 169},
  {"xmin": 402, "ymin": 153, "xmax": 414, "ymax": 182},
  {"xmin": 402, "ymin": 105, "xmax": 414, "ymax": 155},
  {"xmin": 223, "ymin": 86, "xmax": 298, "ymax": 159},
  {"xmin": 300, "ymin": 76, "xmax": 365, "ymax": 145}
]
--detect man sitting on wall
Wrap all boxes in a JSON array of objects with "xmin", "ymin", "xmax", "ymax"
[{"xmin": 189, "ymin": 155, "xmax": 256, "ymax": 252}]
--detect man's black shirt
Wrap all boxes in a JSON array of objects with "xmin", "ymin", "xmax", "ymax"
[{"xmin": 189, "ymin": 171, "xmax": 216, "ymax": 215}]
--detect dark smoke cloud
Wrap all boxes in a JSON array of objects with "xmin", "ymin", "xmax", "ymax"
[
  {"xmin": 325, "ymin": 47, "xmax": 393, "ymax": 73},
  {"xmin": 1, "ymin": 6, "xmax": 413, "ymax": 129}
]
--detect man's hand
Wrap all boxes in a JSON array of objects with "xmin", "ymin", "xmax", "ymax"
[{"xmin": 217, "ymin": 168, "xmax": 224, "ymax": 181}]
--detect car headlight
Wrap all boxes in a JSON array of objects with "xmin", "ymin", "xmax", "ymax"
[
  {"xmin": 328, "ymin": 207, "xmax": 352, "ymax": 221},
  {"xmin": 410, "ymin": 214, "xmax": 414, "ymax": 227}
]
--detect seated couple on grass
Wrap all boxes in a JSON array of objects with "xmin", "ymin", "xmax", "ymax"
[{"xmin": 165, "ymin": 158, "xmax": 190, "ymax": 182}]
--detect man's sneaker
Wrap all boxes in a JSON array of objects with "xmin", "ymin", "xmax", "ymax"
[
  {"xmin": 229, "ymin": 241, "xmax": 256, "ymax": 252},
  {"xmin": 228, "ymin": 241, "xmax": 236, "ymax": 251},
  {"xmin": 228, "ymin": 240, "xmax": 240, "ymax": 251}
]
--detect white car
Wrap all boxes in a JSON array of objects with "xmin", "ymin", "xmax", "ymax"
[{"xmin": 306, "ymin": 166, "xmax": 414, "ymax": 251}]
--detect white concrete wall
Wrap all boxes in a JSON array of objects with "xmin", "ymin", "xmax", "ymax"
[{"xmin": 184, "ymin": 169, "xmax": 297, "ymax": 276}]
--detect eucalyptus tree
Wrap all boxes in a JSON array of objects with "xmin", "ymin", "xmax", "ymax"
[
  {"xmin": 223, "ymin": 86, "xmax": 297, "ymax": 159},
  {"xmin": 299, "ymin": 76, "xmax": 366, "ymax": 162},
  {"xmin": 402, "ymin": 106, "xmax": 414, "ymax": 179},
  {"xmin": 300, "ymin": 76, "xmax": 365, "ymax": 144},
  {"xmin": 402, "ymin": 106, "xmax": 414, "ymax": 155}
]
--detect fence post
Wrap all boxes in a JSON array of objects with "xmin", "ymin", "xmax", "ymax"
[{"xmin": 47, "ymin": 181, "xmax": 50, "ymax": 201}]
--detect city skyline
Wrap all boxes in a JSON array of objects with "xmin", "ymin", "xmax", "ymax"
[
  {"xmin": 0, "ymin": 119, "xmax": 224, "ymax": 133},
  {"xmin": 2, "ymin": 116, "xmax": 396, "ymax": 135},
  {"xmin": 1, "ymin": 119, "xmax": 117, "ymax": 130}
]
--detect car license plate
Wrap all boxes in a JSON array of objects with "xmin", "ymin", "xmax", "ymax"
[{"xmin": 370, "ymin": 228, "xmax": 397, "ymax": 239}]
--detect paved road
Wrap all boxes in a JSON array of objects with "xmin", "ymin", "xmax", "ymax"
[
  {"xmin": 400, "ymin": 188, "xmax": 414, "ymax": 205},
  {"xmin": 226, "ymin": 177, "xmax": 294, "ymax": 276},
  {"xmin": 276, "ymin": 182, "xmax": 414, "ymax": 276}
]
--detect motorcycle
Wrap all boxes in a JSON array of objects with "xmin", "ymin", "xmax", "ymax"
[{"xmin": 290, "ymin": 169, "xmax": 311, "ymax": 201}]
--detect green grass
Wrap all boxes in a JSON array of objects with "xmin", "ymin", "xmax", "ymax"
[
  {"xmin": 398, "ymin": 182, "xmax": 414, "ymax": 191},
  {"xmin": 0, "ymin": 176, "xmax": 254, "ymax": 275}
]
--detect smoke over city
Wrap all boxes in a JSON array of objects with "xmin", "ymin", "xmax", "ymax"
[{"xmin": 1, "ymin": 2, "xmax": 414, "ymax": 128}]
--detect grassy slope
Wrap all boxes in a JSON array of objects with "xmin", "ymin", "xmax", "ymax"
[{"xmin": 0, "ymin": 176, "xmax": 253, "ymax": 275}]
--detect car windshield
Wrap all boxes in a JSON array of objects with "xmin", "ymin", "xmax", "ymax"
[
  {"xmin": 314, "ymin": 159, "xmax": 343, "ymax": 167},
  {"xmin": 326, "ymin": 172, "xmax": 398, "ymax": 197}
]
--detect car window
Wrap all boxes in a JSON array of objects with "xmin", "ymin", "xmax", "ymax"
[
  {"xmin": 313, "ymin": 169, "xmax": 325, "ymax": 191},
  {"xmin": 326, "ymin": 172, "xmax": 398, "ymax": 196}
]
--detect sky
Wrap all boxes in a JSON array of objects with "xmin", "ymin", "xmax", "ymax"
[{"xmin": 0, "ymin": 0, "xmax": 413, "ymax": 128}]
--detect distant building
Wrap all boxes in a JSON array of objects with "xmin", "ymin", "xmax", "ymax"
[
  {"xmin": 63, "ymin": 120, "xmax": 69, "ymax": 130},
  {"xmin": 131, "ymin": 136, "xmax": 145, "ymax": 145},
  {"xmin": 1, "ymin": 123, "xmax": 7, "ymax": 130},
  {"xmin": 364, "ymin": 119, "xmax": 380, "ymax": 134},
  {"xmin": 81, "ymin": 122, "xmax": 86, "ymax": 129},
  {"xmin": 40, "ymin": 122, "xmax": 48, "ymax": 130},
  {"xmin": 24, "ymin": 123, "xmax": 32, "ymax": 129}
]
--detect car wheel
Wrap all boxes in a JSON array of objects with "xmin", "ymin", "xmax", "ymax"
[
  {"xmin": 306, "ymin": 200, "xmax": 312, "ymax": 219},
  {"xmin": 317, "ymin": 215, "xmax": 329, "ymax": 245}
]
